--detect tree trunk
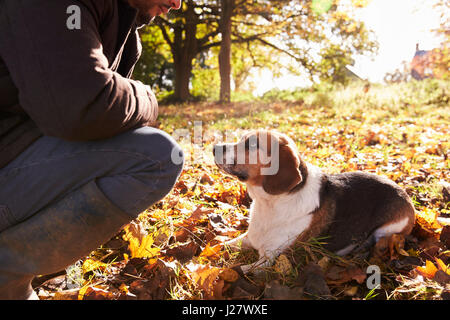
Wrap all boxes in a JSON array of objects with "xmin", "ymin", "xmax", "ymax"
[
  {"xmin": 173, "ymin": 51, "xmax": 194, "ymax": 101},
  {"xmin": 219, "ymin": 0, "xmax": 234, "ymax": 103}
]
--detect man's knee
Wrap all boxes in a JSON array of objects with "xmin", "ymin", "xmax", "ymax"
[
  {"xmin": 129, "ymin": 127, "xmax": 184, "ymax": 212},
  {"xmin": 151, "ymin": 129, "xmax": 184, "ymax": 193},
  {"xmin": 114, "ymin": 126, "xmax": 184, "ymax": 175},
  {"xmin": 136, "ymin": 126, "xmax": 184, "ymax": 179},
  {"xmin": 97, "ymin": 127, "xmax": 184, "ymax": 215}
]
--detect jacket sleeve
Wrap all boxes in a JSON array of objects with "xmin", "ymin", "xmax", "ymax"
[{"xmin": 0, "ymin": 0, "xmax": 158, "ymax": 141}]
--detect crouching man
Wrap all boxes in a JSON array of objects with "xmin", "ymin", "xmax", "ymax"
[{"xmin": 0, "ymin": 0, "xmax": 183, "ymax": 299}]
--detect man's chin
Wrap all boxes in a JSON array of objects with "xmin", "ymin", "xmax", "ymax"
[{"xmin": 136, "ymin": 12, "xmax": 155, "ymax": 26}]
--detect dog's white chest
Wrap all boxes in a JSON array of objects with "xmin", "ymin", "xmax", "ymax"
[
  {"xmin": 246, "ymin": 193, "xmax": 315, "ymax": 255},
  {"xmin": 245, "ymin": 165, "xmax": 323, "ymax": 256}
]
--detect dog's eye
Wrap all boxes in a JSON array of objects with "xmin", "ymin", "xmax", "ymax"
[{"xmin": 245, "ymin": 137, "xmax": 259, "ymax": 151}]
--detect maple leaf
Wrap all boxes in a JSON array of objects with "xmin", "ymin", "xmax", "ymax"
[
  {"xmin": 434, "ymin": 257, "xmax": 449, "ymax": 274},
  {"xmin": 326, "ymin": 265, "xmax": 367, "ymax": 285},
  {"xmin": 82, "ymin": 258, "xmax": 108, "ymax": 274},
  {"xmin": 415, "ymin": 260, "xmax": 439, "ymax": 279},
  {"xmin": 123, "ymin": 224, "xmax": 160, "ymax": 259},
  {"xmin": 186, "ymin": 263, "xmax": 224, "ymax": 300},
  {"xmin": 199, "ymin": 242, "xmax": 222, "ymax": 259},
  {"xmin": 218, "ymin": 268, "xmax": 239, "ymax": 283},
  {"xmin": 175, "ymin": 205, "xmax": 213, "ymax": 229},
  {"xmin": 373, "ymin": 233, "xmax": 409, "ymax": 261},
  {"xmin": 164, "ymin": 241, "xmax": 200, "ymax": 263}
]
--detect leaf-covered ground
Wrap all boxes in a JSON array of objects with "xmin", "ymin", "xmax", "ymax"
[{"xmin": 33, "ymin": 80, "xmax": 449, "ymax": 300}]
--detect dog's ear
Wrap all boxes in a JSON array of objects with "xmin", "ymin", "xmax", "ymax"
[{"xmin": 262, "ymin": 140, "xmax": 302, "ymax": 195}]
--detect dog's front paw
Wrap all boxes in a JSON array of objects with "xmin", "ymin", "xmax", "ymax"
[
  {"xmin": 224, "ymin": 233, "xmax": 251, "ymax": 251},
  {"xmin": 239, "ymin": 258, "xmax": 271, "ymax": 275},
  {"xmin": 240, "ymin": 263, "xmax": 268, "ymax": 277},
  {"xmin": 240, "ymin": 264, "xmax": 254, "ymax": 274},
  {"xmin": 224, "ymin": 239, "xmax": 241, "ymax": 252}
]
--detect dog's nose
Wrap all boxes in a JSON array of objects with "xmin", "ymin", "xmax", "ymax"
[{"xmin": 169, "ymin": 0, "xmax": 182, "ymax": 10}]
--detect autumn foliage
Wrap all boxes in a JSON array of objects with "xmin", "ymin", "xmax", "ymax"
[{"xmin": 33, "ymin": 80, "xmax": 449, "ymax": 300}]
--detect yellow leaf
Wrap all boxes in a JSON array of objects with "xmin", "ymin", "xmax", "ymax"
[
  {"xmin": 317, "ymin": 256, "xmax": 330, "ymax": 271},
  {"xmin": 52, "ymin": 289, "xmax": 79, "ymax": 300},
  {"xmin": 127, "ymin": 233, "xmax": 160, "ymax": 259},
  {"xmin": 78, "ymin": 285, "xmax": 90, "ymax": 300},
  {"xmin": 119, "ymin": 283, "xmax": 129, "ymax": 294},
  {"xmin": 219, "ymin": 268, "xmax": 239, "ymax": 282},
  {"xmin": 273, "ymin": 254, "xmax": 293, "ymax": 275},
  {"xmin": 200, "ymin": 243, "xmax": 222, "ymax": 259},
  {"xmin": 122, "ymin": 222, "xmax": 162, "ymax": 259},
  {"xmin": 187, "ymin": 263, "xmax": 223, "ymax": 299},
  {"xmin": 82, "ymin": 258, "xmax": 108, "ymax": 274},
  {"xmin": 435, "ymin": 257, "xmax": 449, "ymax": 274},
  {"xmin": 344, "ymin": 286, "xmax": 359, "ymax": 297},
  {"xmin": 351, "ymin": 0, "xmax": 372, "ymax": 8},
  {"xmin": 416, "ymin": 260, "xmax": 438, "ymax": 279}
]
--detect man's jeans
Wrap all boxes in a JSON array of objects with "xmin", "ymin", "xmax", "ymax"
[{"xmin": 0, "ymin": 126, "xmax": 184, "ymax": 233}]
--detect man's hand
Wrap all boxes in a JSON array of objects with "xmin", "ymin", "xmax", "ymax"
[{"xmin": 142, "ymin": 86, "xmax": 159, "ymax": 127}]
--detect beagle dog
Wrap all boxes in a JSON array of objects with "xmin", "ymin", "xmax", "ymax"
[{"xmin": 213, "ymin": 130, "xmax": 415, "ymax": 273}]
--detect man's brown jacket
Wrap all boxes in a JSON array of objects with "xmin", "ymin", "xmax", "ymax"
[{"xmin": 0, "ymin": 0, "xmax": 158, "ymax": 169}]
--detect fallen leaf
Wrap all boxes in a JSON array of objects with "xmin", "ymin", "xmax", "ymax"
[
  {"xmin": 225, "ymin": 275, "xmax": 263, "ymax": 299},
  {"xmin": 152, "ymin": 225, "xmax": 172, "ymax": 246},
  {"xmin": 119, "ymin": 283, "xmax": 129, "ymax": 295},
  {"xmin": 442, "ymin": 182, "xmax": 450, "ymax": 202},
  {"xmin": 123, "ymin": 223, "xmax": 160, "ymax": 259},
  {"xmin": 219, "ymin": 268, "xmax": 239, "ymax": 283},
  {"xmin": 326, "ymin": 265, "xmax": 366, "ymax": 285},
  {"xmin": 123, "ymin": 221, "xmax": 147, "ymax": 243},
  {"xmin": 128, "ymin": 259, "xmax": 174, "ymax": 300},
  {"xmin": 187, "ymin": 263, "xmax": 224, "ymax": 300},
  {"xmin": 164, "ymin": 241, "xmax": 200, "ymax": 263},
  {"xmin": 298, "ymin": 263, "xmax": 331, "ymax": 298},
  {"xmin": 82, "ymin": 286, "xmax": 117, "ymax": 300},
  {"xmin": 416, "ymin": 260, "xmax": 439, "ymax": 279},
  {"xmin": 82, "ymin": 258, "xmax": 108, "ymax": 274},
  {"xmin": 174, "ymin": 180, "xmax": 189, "ymax": 194},
  {"xmin": 373, "ymin": 233, "xmax": 408, "ymax": 261},
  {"xmin": 173, "ymin": 228, "xmax": 191, "ymax": 243},
  {"xmin": 433, "ymin": 270, "xmax": 450, "ymax": 285},
  {"xmin": 52, "ymin": 288, "xmax": 80, "ymax": 300},
  {"xmin": 389, "ymin": 256, "xmax": 423, "ymax": 273},
  {"xmin": 199, "ymin": 242, "xmax": 222, "ymax": 259},
  {"xmin": 440, "ymin": 225, "xmax": 450, "ymax": 249},
  {"xmin": 207, "ymin": 213, "xmax": 240, "ymax": 238},
  {"xmin": 200, "ymin": 173, "xmax": 215, "ymax": 184},
  {"xmin": 273, "ymin": 254, "xmax": 293, "ymax": 275},
  {"xmin": 264, "ymin": 280, "xmax": 303, "ymax": 300},
  {"xmin": 418, "ymin": 237, "xmax": 444, "ymax": 261},
  {"xmin": 344, "ymin": 266, "xmax": 367, "ymax": 284},
  {"xmin": 442, "ymin": 290, "xmax": 450, "ymax": 300},
  {"xmin": 344, "ymin": 286, "xmax": 359, "ymax": 297},
  {"xmin": 435, "ymin": 257, "xmax": 449, "ymax": 274},
  {"xmin": 174, "ymin": 206, "xmax": 213, "ymax": 233},
  {"xmin": 317, "ymin": 256, "xmax": 331, "ymax": 271},
  {"xmin": 389, "ymin": 234, "xmax": 408, "ymax": 258}
]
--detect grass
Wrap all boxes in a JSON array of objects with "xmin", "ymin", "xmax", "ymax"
[{"xmin": 33, "ymin": 79, "xmax": 450, "ymax": 300}]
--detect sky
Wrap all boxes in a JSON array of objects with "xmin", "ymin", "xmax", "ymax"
[
  {"xmin": 352, "ymin": 0, "xmax": 443, "ymax": 82},
  {"xmin": 254, "ymin": 0, "xmax": 443, "ymax": 95}
]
